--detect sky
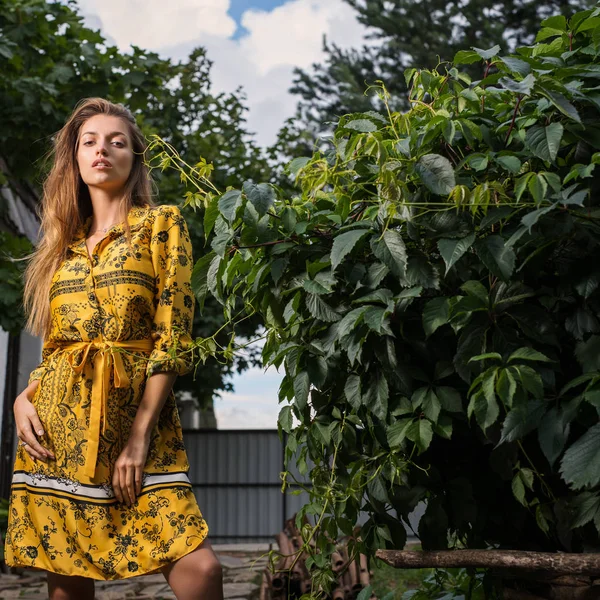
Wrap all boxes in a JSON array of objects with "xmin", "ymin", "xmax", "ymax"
[
  {"xmin": 75, "ymin": 0, "xmax": 370, "ymax": 146},
  {"xmin": 72, "ymin": 0, "xmax": 371, "ymax": 428}
]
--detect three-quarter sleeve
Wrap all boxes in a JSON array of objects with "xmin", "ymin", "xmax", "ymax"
[
  {"xmin": 146, "ymin": 205, "xmax": 195, "ymax": 378},
  {"xmin": 28, "ymin": 339, "xmax": 58, "ymax": 385}
]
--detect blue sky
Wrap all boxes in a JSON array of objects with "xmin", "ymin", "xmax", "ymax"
[
  {"xmin": 74, "ymin": 0, "xmax": 370, "ymax": 427},
  {"xmin": 228, "ymin": 0, "xmax": 285, "ymax": 38}
]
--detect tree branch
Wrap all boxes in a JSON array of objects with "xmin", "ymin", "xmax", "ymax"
[{"xmin": 375, "ymin": 550, "xmax": 600, "ymax": 576}]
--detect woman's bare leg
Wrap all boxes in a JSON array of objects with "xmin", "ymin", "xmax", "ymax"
[
  {"xmin": 161, "ymin": 539, "xmax": 224, "ymax": 600},
  {"xmin": 47, "ymin": 572, "xmax": 94, "ymax": 600}
]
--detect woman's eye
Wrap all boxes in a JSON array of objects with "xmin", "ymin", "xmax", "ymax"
[
  {"xmin": 113, "ymin": 141, "xmax": 125, "ymax": 147},
  {"xmin": 83, "ymin": 140, "xmax": 94, "ymax": 146}
]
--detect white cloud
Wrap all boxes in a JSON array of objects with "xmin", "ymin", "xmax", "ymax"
[
  {"xmin": 76, "ymin": 0, "xmax": 236, "ymax": 51},
  {"xmin": 75, "ymin": 0, "xmax": 371, "ymax": 146}
]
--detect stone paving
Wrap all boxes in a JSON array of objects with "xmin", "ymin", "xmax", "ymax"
[{"xmin": 0, "ymin": 547, "xmax": 269, "ymax": 599}]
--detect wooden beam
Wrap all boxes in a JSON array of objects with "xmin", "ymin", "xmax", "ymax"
[{"xmin": 375, "ymin": 550, "xmax": 600, "ymax": 576}]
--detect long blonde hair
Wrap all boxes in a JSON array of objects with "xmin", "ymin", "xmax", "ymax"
[{"xmin": 24, "ymin": 97, "xmax": 154, "ymax": 338}]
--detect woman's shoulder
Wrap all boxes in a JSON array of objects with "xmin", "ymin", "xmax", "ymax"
[{"xmin": 145, "ymin": 204, "xmax": 186, "ymax": 229}]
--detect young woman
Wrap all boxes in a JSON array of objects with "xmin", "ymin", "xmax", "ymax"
[{"xmin": 5, "ymin": 98, "xmax": 223, "ymax": 600}]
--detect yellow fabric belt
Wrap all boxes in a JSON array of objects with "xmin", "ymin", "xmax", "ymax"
[{"xmin": 57, "ymin": 339, "xmax": 155, "ymax": 479}]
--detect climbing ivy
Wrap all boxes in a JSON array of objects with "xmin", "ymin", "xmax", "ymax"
[{"xmin": 152, "ymin": 4, "xmax": 600, "ymax": 595}]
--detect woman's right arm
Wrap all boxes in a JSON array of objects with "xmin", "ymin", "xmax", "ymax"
[{"xmin": 14, "ymin": 379, "xmax": 55, "ymax": 462}]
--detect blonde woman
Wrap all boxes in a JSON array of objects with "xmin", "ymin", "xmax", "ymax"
[{"xmin": 5, "ymin": 98, "xmax": 223, "ymax": 600}]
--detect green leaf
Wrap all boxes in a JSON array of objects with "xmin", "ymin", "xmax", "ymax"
[
  {"xmin": 287, "ymin": 157, "xmax": 310, "ymax": 176},
  {"xmin": 496, "ymin": 369, "xmax": 517, "ymax": 408},
  {"xmin": 357, "ymin": 585, "xmax": 373, "ymax": 600},
  {"xmin": 536, "ymin": 27, "xmax": 565, "ymax": 42},
  {"xmin": 575, "ymin": 336, "xmax": 600, "ymax": 372},
  {"xmin": 204, "ymin": 197, "xmax": 220, "ymax": 238},
  {"xmin": 331, "ymin": 229, "xmax": 369, "ymax": 270},
  {"xmin": 567, "ymin": 492, "xmax": 600, "ymax": 529},
  {"xmin": 512, "ymin": 472, "xmax": 527, "ymax": 506},
  {"xmin": 243, "ymin": 181, "xmax": 275, "ymax": 216},
  {"xmin": 469, "ymin": 353, "xmax": 502, "ymax": 363},
  {"xmin": 499, "ymin": 400, "xmax": 545, "ymax": 444},
  {"xmin": 500, "ymin": 56, "xmax": 531, "ymax": 76},
  {"xmin": 545, "ymin": 90, "xmax": 582, "ymax": 124},
  {"xmin": 293, "ymin": 371, "xmax": 310, "ymax": 411},
  {"xmin": 345, "ymin": 119, "xmax": 378, "ymax": 132},
  {"xmin": 422, "ymin": 297, "xmax": 449, "ymax": 337},
  {"xmin": 473, "ymin": 44, "xmax": 501, "ymax": 60},
  {"xmin": 528, "ymin": 174, "xmax": 548, "ymax": 204},
  {"xmin": 475, "ymin": 235, "xmax": 516, "ymax": 281},
  {"xmin": 470, "ymin": 390, "xmax": 500, "ymax": 431},
  {"xmin": 495, "ymin": 155, "xmax": 522, "ymax": 174},
  {"xmin": 443, "ymin": 120, "xmax": 456, "ymax": 144},
  {"xmin": 387, "ymin": 418, "xmax": 413, "ymax": 448},
  {"xmin": 538, "ymin": 408, "xmax": 570, "ymax": 467},
  {"xmin": 282, "ymin": 207, "xmax": 297, "ymax": 232},
  {"xmin": 218, "ymin": 189, "xmax": 243, "ymax": 223},
  {"xmin": 525, "ymin": 123, "xmax": 564, "ymax": 163},
  {"xmin": 191, "ymin": 251, "xmax": 217, "ymax": 313},
  {"xmin": 278, "ymin": 405, "xmax": 293, "ymax": 434},
  {"xmin": 516, "ymin": 365, "xmax": 544, "ymax": 398},
  {"xmin": 461, "ymin": 280, "xmax": 489, "ymax": 304},
  {"xmin": 560, "ymin": 423, "xmax": 600, "ymax": 489},
  {"xmin": 404, "ymin": 254, "xmax": 439, "ymax": 289},
  {"xmin": 415, "ymin": 154, "xmax": 456, "ymax": 195},
  {"xmin": 373, "ymin": 372, "xmax": 389, "ymax": 419},
  {"xmin": 344, "ymin": 375, "xmax": 362, "ymax": 410},
  {"xmin": 438, "ymin": 233, "xmax": 475, "ymax": 275},
  {"xmin": 511, "ymin": 472, "xmax": 528, "ymax": 506},
  {"xmin": 454, "ymin": 50, "xmax": 481, "ymax": 65},
  {"xmin": 422, "ymin": 388, "xmax": 441, "ymax": 423},
  {"xmin": 306, "ymin": 294, "xmax": 341, "ymax": 322},
  {"xmin": 436, "ymin": 387, "xmax": 463, "ymax": 413},
  {"xmin": 521, "ymin": 205, "xmax": 555, "ymax": 232},
  {"xmin": 313, "ymin": 421, "xmax": 331, "ymax": 446},
  {"xmin": 433, "ymin": 415, "xmax": 453, "ymax": 439},
  {"xmin": 508, "ymin": 348, "xmax": 552, "ymax": 363},
  {"xmin": 541, "ymin": 15, "xmax": 567, "ymax": 30},
  {"xmin": 466, "ymin": 153, "xmax": 489, "ymax": 171},
  {"xmin": 499, "ymin": 74, "xmax": 535, "ymax": 95},
  {"xmin": 575, "ymin": 274, "xmax": 599, "ymax": 299},
  {"xmin": 406, "ymin": 419, "xmax": 434, "ymax": 454},
  {"xmin": 371, "ymin": 230, "xmax": 407, "ymax": 278},
  {"xmin": 363, "ymin": 306, "xmax": 387, "ymax": 334}
]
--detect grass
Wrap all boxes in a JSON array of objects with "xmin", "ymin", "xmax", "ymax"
[{"xmin": 371, "ymin": 560, "xmax": 433, "ymax": 599}]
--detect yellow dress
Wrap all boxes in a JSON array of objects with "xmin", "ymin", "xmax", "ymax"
[{"xmin": 5, "ymin": 204, "xmax": 209, "ymax": 580}]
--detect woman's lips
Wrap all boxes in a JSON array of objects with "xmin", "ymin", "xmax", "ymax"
[{"xmin": 92, "ymin": 158, "xmax": 113, "ymax": 168}]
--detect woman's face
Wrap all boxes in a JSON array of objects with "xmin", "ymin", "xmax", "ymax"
[{"xmin": 76, "ymin": 114, "xmax": 135, "ymax": 194}]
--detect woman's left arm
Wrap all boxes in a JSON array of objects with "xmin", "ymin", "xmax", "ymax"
[
  {"xmin": 113, "ymin": 205, "xmax": 195, "ymax": 506},
  {"xmin": 113, "ymin": 371, "xmax": 177, "ymax": 505}
]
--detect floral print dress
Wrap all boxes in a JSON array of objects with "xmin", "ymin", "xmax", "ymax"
[{"xmin": 5, "ymin": 204, "xmax": 209, "ymax": 580}]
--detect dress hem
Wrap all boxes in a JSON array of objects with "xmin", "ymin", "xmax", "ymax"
[{"xmin": 5, "ymin": 528, "xmax": 210, "ymax": 581}]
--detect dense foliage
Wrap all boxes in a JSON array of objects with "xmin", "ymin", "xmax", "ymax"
[
  {"xmin": 154, "ymin": 4, "xmax": 600, "ymax": 594},
  {"xmin": 285, "ymin": 0, "xmax": 595, "ymax": 158},
  {"xmin": 0, "ymin": 0, "xmax": 267, "ymax": 407}
]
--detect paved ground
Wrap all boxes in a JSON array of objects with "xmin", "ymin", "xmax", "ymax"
[{"xmin": 0, "ymin": 545, "xmax": 270, "ymax": 599}]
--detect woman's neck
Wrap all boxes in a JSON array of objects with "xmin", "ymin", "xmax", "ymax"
[{"xmin": 88, "ymin": 189, "xmax": 125, "ymax": 233}]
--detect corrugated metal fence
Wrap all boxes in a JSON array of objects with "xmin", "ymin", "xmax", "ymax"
[{"xmin": 182, "ymin": 429, "xmax": 309, "ymax": 544}]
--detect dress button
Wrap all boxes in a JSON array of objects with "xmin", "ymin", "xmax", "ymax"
[
  {"xmin": 92, "ymin": 254, "xmax": 99, "ymax": 266},
  {"xmin": 88, "ymin": 292, "xmax": 97, "ymax": 303}
]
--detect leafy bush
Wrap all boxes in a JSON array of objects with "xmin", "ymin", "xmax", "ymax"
[{"xmin": 153, "ymin": 3, "xmax": 600, "ymax": 593}]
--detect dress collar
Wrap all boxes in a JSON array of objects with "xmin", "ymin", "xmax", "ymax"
[{"xmin": 67, "ymin": 205, "xmax": 151, "ymax": 255}]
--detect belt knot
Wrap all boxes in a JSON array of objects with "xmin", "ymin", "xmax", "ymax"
[{"xmin": 57, "ymin": 338, "xmax": 154, "ymax": 480}]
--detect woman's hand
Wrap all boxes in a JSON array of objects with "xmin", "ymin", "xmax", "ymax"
[
  {"xmin": 113, "ymin": 432, "xmax": 150, "ymax": 506},
  {"xmin": 13, "ymin": 386, "xmax": 55, "ymax": 463}
]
